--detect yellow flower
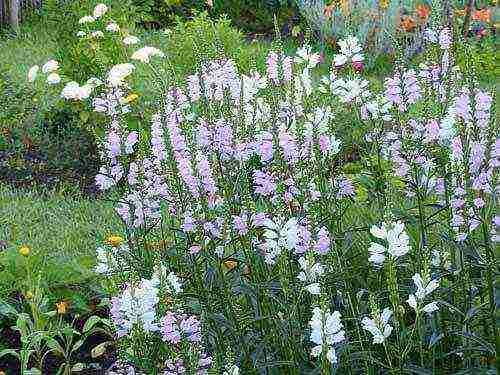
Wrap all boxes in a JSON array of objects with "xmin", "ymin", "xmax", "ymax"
[
  {"xmin": 56, "ymin": 300, "xmax": 69, "ymax": 315},
  {"xmin": 19, "ymin": 245, "xmax": 30, "ymax": 257},
  {"xmin": 25, "ymin": 291, "xmax": 34, "ymax": 299},
  {"xmin": 379, "ymin": 0, "xmax": 389, "ymax": 9},
  {"xmin": 105, "ymin": 235, "xmax": 124, "ymax": 247},
  {"xmin": 123, "ymin": 93, "xmax": 139, "ymax": 104},
  {"xmin": 223, "ymin": 259, "xmax": 238, "ymax": 271}
]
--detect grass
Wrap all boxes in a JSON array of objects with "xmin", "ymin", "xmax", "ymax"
[{"xmin": 0, "ymin": 184, "xmax": 118, "ymax": 301}]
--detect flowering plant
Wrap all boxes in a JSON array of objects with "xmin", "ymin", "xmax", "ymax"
[{"xmin": 28, "ymin": 3, "xmax": 499, "ymax": 372}]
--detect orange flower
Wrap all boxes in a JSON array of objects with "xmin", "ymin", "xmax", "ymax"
[
  {"xmin": 416, "ymin": 4, "xmax": 430, "ymax": 21},
  {"xmin": 56, "ymin": 301, "xmax": 69, "ymax": 315},
  {"xmin": 401, "ymin": 16, "xmax": 417, "ymax": 32},
  {"xmin": 473, "ymin": 8, "xmax": 491, "ymax": 23},
  {"xmin": 324, "ymin": 3, "xmax": 336, "ymax": 18}
]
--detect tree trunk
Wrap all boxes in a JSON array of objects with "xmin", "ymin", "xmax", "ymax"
[{"xmin": 10, "ymin": 0, "xmax": 20, "ymax": 31}]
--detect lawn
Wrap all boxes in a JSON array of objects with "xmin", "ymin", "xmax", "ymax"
[{"xmin": 0, "ymin": 184, "xmax": 118, "ymax": 301}]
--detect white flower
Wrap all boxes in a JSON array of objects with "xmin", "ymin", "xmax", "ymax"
[
  {"xmin": 333, "ymin": 35, "xmax": 364, "ymax": 67},
  {"xmin": 131, "ymin": 46, "xmax": 165, "ymax": 63},
  {"xmin": 309, "ymin": 306, "xmax": 345, "ymax": 363},
  {"xmin": 262, "ymin": 217, "xmax": 299, "ymax": 264},
  {"xmin": 111, "ymin": 277, "xmax": 160, "ymax": 337},
  {"xmin": 331, "ymin": 77, "xmax": 370, "ymax": 104},
  {"xmin": 27, "ymin": 65, "xmax": 39, "ymax": 82},
  {"xmin": 91, "ymin": 30, "xmax": 104, "ymax": 38},
  {"xmin": 76, "ymin": 30, "xmax": 86, "ymax": 37},
  {"xmin": 305, "ymin": 283, "xmax": 321, "ymax": 295},
  {"xmin": 362, "ymin": 308, "xmax": 393, "ymax": 344},
  {"xmin": 422, "ymin": 302, "xmax": 439, "ymax": 314},
  {"xmin": 42, "ymin": 59, "xmax": 59, "ymax": 73},
  {"xmin": 223, "ymin": 365, "xmax": 239, "ymax": 375},
  {"xmin": 46, "ymin": 73, "xmax": 61, "ymax": 85},
  {"xmin": 107, "ymin": 63, "xmax": 135, "ymax": 86},
  {"xmin": 61, "ymin": 81, "xmax": 92, "ymax": 100},
  {"xmin": 123, "ymin": 35, "xmax": 140, "ymax": 45},
  {"xmin": 166, "ymin": 272, "xmax": 183, "ymax": 295},
  {"xmin": 297, "ymin": 256, "xmax": 324, "ymax": 295},
  {"xmin": 86, "ymin": 77, "xmax": 103, "ymax": 88},
  {"xmin": 78, "ymin": 15, "xmax": 95, "ymax": 24},
  {"xmin": 407, "ymin": 273, "xmax": 439, "ymax": 314},
  {"xmin": 368, "ymin": 221, "xmax": 411, "ymax": 265},
  {"xmin": 295, "ymin": 45, "xmax": 320, "ymax": 69},
  {"xmin": 93, "ymin": 3, "xmax": 108, "ymax": 18},
  {"xmin": 304, "ymin": 106, "xmax": 331, "ymax": 137},
  {"xmin": 106, "ymin": 22, "xmax": 120, "ymax": 32}
]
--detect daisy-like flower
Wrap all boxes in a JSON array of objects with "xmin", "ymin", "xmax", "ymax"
[
  {"xmin": 297, "ymin": 256, "xmax": 324, "ymax": 295},
  {"xmin": 46, "ymin": 72, "xmax": 61, "ymax": 85},
  {"xmin": 406, "ymin": 273, "xmax": 439, "ymax": 314},
  {"xmin": 107, "ymin": 63, "xmax": 135, "ymax": 87},
  {"xmin": 361, "ymin": 307, "xmax": 393, "ymax": 344},
  {"xmin": 123, "ymin": 35, "xmax": 140, "ymax": 45},
  {"xmin": 91, "ymin": 30, "xmax": 104, "ymax": 38},
  {"xmin": 368, "ymin": 221, "xmax": 411, "ymax": 265},
  {"xmin": 93, "ymin": 3, "xmax": 108, "ymax": 18},
  {"xmin": 309, "ymin": 306, "xmax": 345, "ymax": 363},
  {"xmin": 131, "ymin": 46, "xmax": 165, "ymax": 63},
  {"xmin": 333, "ymin": 35, "xmax": 364, "ymax": 67},
  {"xmin": 106, "ymin": 22, "xmax": 120, "ymax": 32},
  {"xmin": 27, "ymin": 65, "xmax": 39, "ymax": 82},
  {"xmin": 42, "ymin": 59, "xmax": 59, "ymax": 74},
  {"xmin": 295, "ymin": 45, "xmax": 321, "ymax": 69},
  {"xmin": 78, "ymin": 15, "xmax": 95, "ymax": 24},
  {"xmin": 262, "ymin": 217, "xmax": 299, "ymax": 264}
]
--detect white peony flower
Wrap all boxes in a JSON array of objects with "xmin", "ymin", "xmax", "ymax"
[
  {"xmin": 362, "ymin": 307, "xmax": 393, "ymax": 344},
  {"xmin": 123, "ymin": 35, "xmax": 140, "ymax": 45},
  {"xmin": 46, "ymin": 72, "xmax": 61, "ymax": 85},
  {"xmin": 42, "ymin": 59, "xmax": 59, "ymax": 74},
  {"xmin": 27, "ymin": 65, "xmax": 39, "ymax": 82},
  {"xmin": 93, "ymin": 3, "xmax": 108, "ymax": 18},
  {"xmin": 107, "ymin": 63, "xmax": 135, "ymax": 86},
  {"xmin": 131, "ymin": 46, "xmax": 165, "ymax": 63},
  {"xmin": 61, "ymin": 81, "xmax": 92, "ymax": 100},
  {"xmin": 78, "ymin": 15, "xmax": 95, "ymax": 24}
]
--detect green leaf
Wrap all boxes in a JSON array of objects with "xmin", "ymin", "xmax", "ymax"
[
  {"xmin": 82, "ymin": 315, "xmax": 102, "ymax": 333},
  {"xmin": 45, "ymin": 337, "xmax": 65, "ymax": 357},
  {"xmin": 0, "ymin": 348, "xmax": 19, "ymax": 360},
  {"xmin": 91, "ymin": 341, "xmax": 111, "ymax": 358},
  {"xmin": 71, "ymin": 363, "xmax": 85, "ymax": 372}
]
